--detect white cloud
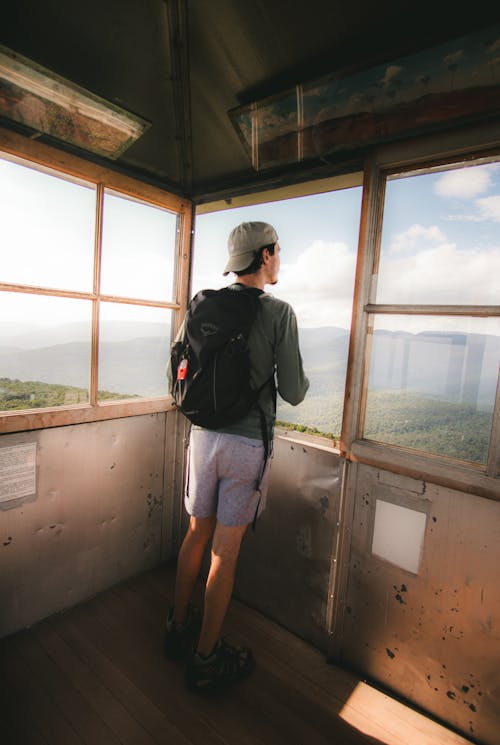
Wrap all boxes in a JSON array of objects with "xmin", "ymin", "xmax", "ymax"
[
  {"xmin": 446, "ymin": 213, "xmax": 483, "ymax": 223},
  {"xmin": 191, "ymin": 239, "xmax": 357, "ymax": 329},
  {"xmin": 274, "ymin": 240, "xmax": 357, "ymax": 328},
  {"xmin": 487, "ymin": 37, "xmax": 500, "ymax": 55},
  {"xmin": 389, "ymin": 224, "xmax": 445, "ymax": 253},
  {"xmin": 434, "ymin": 166, "xmax": 493, "ymax": 199},
  {"xmin": 192, "ymin": 230, "xmax": 500, "ymax": 331},
  {"xmin": 378, "ymin": 65, "xmax": 403, "ymax": 87},
  {"xmin": 443, "ymin": 50, "xmax": 465, "ymax": 68},
  {"xmin": 476, "ymin": 195, "xmax": 500, "ymax": 222},
  {"xmin": 378, "ymin": 237, "xmax": 500, "ymax": 305}
]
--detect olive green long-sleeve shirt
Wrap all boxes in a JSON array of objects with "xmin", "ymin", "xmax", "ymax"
[{"xmin": 168, "ymin": 284, "xmax": 309, "ymax": 441}]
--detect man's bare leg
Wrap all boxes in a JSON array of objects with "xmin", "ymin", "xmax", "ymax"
[
  {"xmin": 173, "ymin": 515, "xmax": 216, "ymax": 625},
  {"xmin": 196, "ymin": 521, "xmax": 247, "ymax": 657}
]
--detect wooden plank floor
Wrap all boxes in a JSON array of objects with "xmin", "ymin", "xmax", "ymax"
[{"xmin": 0, "ymin": 563, "xmax": 474, "ymax": 745}]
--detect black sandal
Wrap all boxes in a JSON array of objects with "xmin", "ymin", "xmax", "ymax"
[{"xmin": 186, "ymin": 637, "xmax": 255, "ymax": 693}]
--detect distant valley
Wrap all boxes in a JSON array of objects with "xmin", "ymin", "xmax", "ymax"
[{"xmin": 1, "ymin": 321, "xmax": 498, "ymax": 463}]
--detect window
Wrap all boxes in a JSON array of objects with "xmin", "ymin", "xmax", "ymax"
[
  {"xmin": 100, "ymin": 190, "xmax": 177, "ymax": 302},
  {"xmin": 193, "ymin": 182, "xmax": 362, "ymax": 442},
  {"xmin": 361, "ymin": 158, "xmax": 500, "ymax": 472},
  {"xmin": 0, "ymin": 144, "xmax": 191, "ymax": 431}
]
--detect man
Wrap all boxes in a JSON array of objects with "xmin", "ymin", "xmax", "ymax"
[{"xmin": 165, "ymin": 221, "xmax": 309, "ymax": 693}]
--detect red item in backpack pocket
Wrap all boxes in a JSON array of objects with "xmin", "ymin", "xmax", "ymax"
[{"xmin": 177, "ymin": 358, "xmax": 189, "ymax": 380}]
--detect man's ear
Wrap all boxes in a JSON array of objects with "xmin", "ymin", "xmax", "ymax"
[{"xmin": 261, "ymin": 247, "xmax": 270, "ymax": 264}]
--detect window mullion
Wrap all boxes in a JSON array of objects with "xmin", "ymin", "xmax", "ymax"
[
  {"xmin": 90, "ymin": 183, "xmax": 104, "ymax": 406},
  {"xmin": 340, "ymin": 158, "xmax": 384, "ymax": 455},
  {"xmin": 172, "ymin": 203, "xmax": 194, "ymax": 338},
  {"xmin": 486, "ymin": 374, "xmax": 500, "ymax": 478}
]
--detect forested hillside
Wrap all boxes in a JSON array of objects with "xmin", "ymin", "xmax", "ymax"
[
  {"xmin": 0, "ymin": 378, "xmax": 134, "ymax": 409},
  {"xmin": 1, "ymin": 323, "xmax": 497, "ymax": 466}
]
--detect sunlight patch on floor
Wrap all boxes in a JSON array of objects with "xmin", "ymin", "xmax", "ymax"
[{"xmin": 338, "ymin": 681, "xmax": 472, "ymax": 745}]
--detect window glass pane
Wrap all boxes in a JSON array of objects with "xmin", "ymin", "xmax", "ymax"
[
  {"xmin": 0, "ymin": 155, "xmax": 95, "ymax": 292},
  {"xmin": 193, "ymin": 187, "xmax": 362, "ymax": 439},
  {"xmin": 101, "ymin": 191, "xmax": 177, "ymax": 301},
  {"xmin": 98, "ymin": 302, "xmax": 172, "ymax": 400},
  {"xmin": 363, "ymin": 315, "xmax": 500, "ymax": 464},
  {"xmin": 0, "ymin": 292, "xmax": 91, "ymax": 409},
  {"xmin": 376, "ymin": 161, "xmax": 500, "ymax": 305}
]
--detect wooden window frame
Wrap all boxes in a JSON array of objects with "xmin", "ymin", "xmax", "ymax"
[
  {"xmin": 341, "ymin": 121, "xmax": 500, "ymax": 501},
  {"xmin": 0, "ymin": 127, "xmax": 193, "ymax": 434}
]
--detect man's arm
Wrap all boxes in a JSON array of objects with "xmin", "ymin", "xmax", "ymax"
[{"xmin": 274, "ymin": 304, "xmax": 309, "ymax": 405}]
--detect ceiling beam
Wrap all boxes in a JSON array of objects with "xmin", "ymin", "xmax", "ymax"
[{"xmin": 164, "ymin": 0, "xmax": 193, "ymax": 193}]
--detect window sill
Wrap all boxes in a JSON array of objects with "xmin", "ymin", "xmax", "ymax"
[
  {"xmin": 275, "ymin": 425, "xmax": 341, "ymax": 454},
  {"xmin": 0, "ymin": 397, "xmax": 177, "ymax": 434},
  {"xmin": 349, "ymin": 439, "xmax": 500, "ymax": 502}
]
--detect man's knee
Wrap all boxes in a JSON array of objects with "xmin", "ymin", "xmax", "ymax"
[
  {"xmin": 185, "ymin": 515, "xmax": 216, "ymax": 544},
  {"xmin": 211, "ymin": 522, "xmax": 247, "ymax": 562}
]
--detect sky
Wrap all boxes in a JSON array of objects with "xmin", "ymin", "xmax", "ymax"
[
  {"xmin": 1, "ymin": 154, "xmax": 500, "ymax": 339},
  {"xmin": 192, "ymin": 187, "xmax": 363, "ymax": 328},
  {"xmin": 0, "ymin": 155, "xmax": 177, "ymax": 334},
  {"xmin": 378, "ymin": 163, "xmax": 500, "ymax": 307},
  {"xmin": 193, "ymin": 161, "xmax": 500, "ymax": 334}
]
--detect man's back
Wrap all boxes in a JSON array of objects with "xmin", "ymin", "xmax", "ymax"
[{"xmin": 214, "ymin": 287, "xmax": 309, "ymax": 439}]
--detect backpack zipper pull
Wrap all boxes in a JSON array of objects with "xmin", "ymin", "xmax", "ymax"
[{"xmin": 177, "ymin": 358, "xmax": 189, "ymax": 380}]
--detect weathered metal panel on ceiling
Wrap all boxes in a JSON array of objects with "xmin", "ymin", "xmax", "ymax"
[
  {"xmin": 340, "ymin": 463, "xmax": 500, "ymax": 745},
  {"xmin": 230, "ymin": 25, "xmax": 500, "ymax": 172},
  {"xmin": 235, "ymin": 435, "xmax": 342, "ymax": 652},
  {"xmin": 0, "ymin": 414, "xmax": 174, "ymax": 638},
  {"xmin": 1, "ymin": 0, "xmax": 181, "ymax": 185},
  {"xmin": 0, "ymin": 44, "xmax": 150, "ymax": 160}
]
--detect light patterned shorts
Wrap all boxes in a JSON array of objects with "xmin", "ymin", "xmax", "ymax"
[{"xmin": 185, "ymin": 428, "xmax": 272, "ymax": 526}]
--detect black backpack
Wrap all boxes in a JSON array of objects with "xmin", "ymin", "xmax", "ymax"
[{"xmin": 170, "ymin": 285, "xmax": 272, "ymax": 431}]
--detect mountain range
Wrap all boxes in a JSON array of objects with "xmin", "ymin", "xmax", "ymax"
[{"xmin": 1, "ymin": 322, "xmax": 499, "ymax": 409}]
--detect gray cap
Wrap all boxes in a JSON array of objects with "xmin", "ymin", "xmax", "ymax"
[{"xmin": 223, "ymin": 221, "xmax": 278, "ymax": 275}]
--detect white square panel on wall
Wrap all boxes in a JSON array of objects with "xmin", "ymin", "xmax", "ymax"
[{"xmin": 371, "ymin": 499, "xmax": 427, "ymax": 574}]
